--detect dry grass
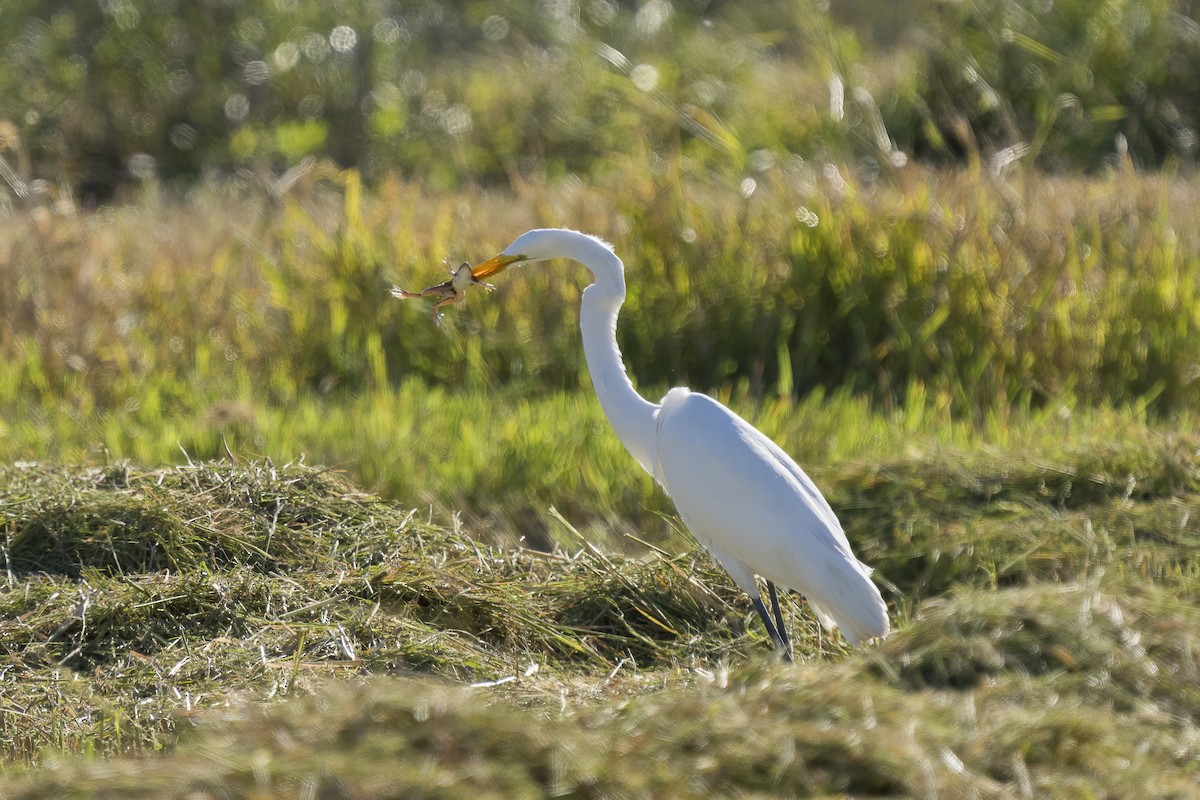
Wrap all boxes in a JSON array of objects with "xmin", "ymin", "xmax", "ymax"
[
  {"xmin": 0, "ymin": 444, "xmax": 1197, "ymax": 795},
  {"xmin": 0, "ymin": 460, "xmax": 753, "ymax": 760}
]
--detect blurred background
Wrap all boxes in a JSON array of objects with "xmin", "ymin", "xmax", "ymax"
[
  {"xmin": 1, "ymin": 0, "xmax": 1199, "ymax": 542},
  {"xmin": 3, "ymin": 0, "xmax": 1198, "ymax": 197}
]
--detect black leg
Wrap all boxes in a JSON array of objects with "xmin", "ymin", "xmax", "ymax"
[
  {"xmin": 751, "ymin": 594, "xmax": 793, "ymax": 662},
  {"xmin": 766, "ymin": 581, "xmax": 792, "ymax": 656}
]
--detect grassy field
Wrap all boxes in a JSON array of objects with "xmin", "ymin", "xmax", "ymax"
[
  {"xmin": 3, "ymin": 0, "xmax": 1200, "ymax": 795},
  {"xmin": 1, "ymin": 155, "xmax": 1199, "ymax": 800},
  {"xmin": 0, "ymin": 432, "xmax": 1197, "ymax": 795}
]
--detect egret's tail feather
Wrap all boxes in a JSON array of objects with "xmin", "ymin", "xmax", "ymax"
[{"xmin": 806, "ymin": 565, "xmax": 889, "ymax": 647}]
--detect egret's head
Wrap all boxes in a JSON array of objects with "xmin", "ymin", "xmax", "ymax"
[{"xmin": 470, "ymin": 229, "xmax": 613, "ymax": 281}]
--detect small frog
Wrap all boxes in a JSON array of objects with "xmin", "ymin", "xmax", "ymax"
[{"xmin": 391, "ymin": 261, "xmax": 495, "ymax": 324}]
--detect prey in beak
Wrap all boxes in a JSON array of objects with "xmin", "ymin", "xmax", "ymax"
[{"xmin": 391, "ymin": 260, "xmax": 495, "ymax": 325}]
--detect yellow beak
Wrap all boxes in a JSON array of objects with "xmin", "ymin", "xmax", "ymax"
[{"xmin": 471, "ymin": 253, "xmax": 523, "ymax": 280}]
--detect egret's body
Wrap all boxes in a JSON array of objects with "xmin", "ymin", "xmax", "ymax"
[{"xmin": 470, "ymin": 229, "xmax": 888, "ymax": 653}]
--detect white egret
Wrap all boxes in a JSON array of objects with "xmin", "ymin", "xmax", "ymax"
[{"xmin": 469, "ymin": 229, "xmax": 889, "ymax": 656}]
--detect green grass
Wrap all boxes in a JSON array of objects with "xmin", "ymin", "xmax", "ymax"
[
  {"xmin": 6, "ymin": 375, "xmax": 1198, "ymax": 550},
  {"xmin": 4, "ymin": 0, "xmax": 1197, "ymax": 190}
]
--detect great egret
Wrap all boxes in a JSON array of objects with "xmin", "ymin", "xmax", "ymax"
[{"xmin": 469, "ymin": 229, "xmax": 889, "ymax": 656}]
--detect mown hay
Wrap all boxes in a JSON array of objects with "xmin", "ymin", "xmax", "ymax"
[{"xmin": 1, "ymin": 457, "xmax": 1198, "ymax": 795}]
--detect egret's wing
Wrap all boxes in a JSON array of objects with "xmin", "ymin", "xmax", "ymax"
[
  {"xmin": 654, "ymin": 388, "xmax": 888, "ymax": 644},
  {"xmin": 654, "ymin": 388, "xmax": 851, "ymax": 561}
]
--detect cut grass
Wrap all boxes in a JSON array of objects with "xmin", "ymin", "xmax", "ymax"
[
  {"xmin": 0, "ymin": 460, "xmax": 751, "ymax": 760},
  {"xmin": 0, "ymin": 439, "xmax": 1197, "ymax": 794},
  {"xmin": 1, "ymin": 590, "xmax": 1196, "ymax": 797}
]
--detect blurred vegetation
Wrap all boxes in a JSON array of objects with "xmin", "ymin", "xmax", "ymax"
[
  {"xmin": 0, "ymin": 0, "xmax": 1197, "ymax": 204},
  {"xmin": 912, "ymin": 0, "xmax": 1200, "ymax": 169},
  {"xmin": 1, "ymin": 0, "xmax": 1197, "ymax": 419},
  {"xmin": 2, "ymin": 167, "xmax": 1198, "ymax": 423}
]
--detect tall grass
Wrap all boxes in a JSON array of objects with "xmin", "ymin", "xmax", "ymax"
[
  {"xmin": 912, "ymin": 0, "xmax": 1200, "ymax": 169},
  {"xmin": 2, "ymin": 163, "xmax": 1198, "ymax": 424}
]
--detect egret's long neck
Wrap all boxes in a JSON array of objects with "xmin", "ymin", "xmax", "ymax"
[{"xmin": 573, "ymin": 249, "xmax": 659, "ymax": 477}]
